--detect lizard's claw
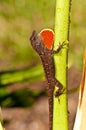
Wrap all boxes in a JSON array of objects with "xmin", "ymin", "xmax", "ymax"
[{"xmin": 58, "ymin": 41, "xmax": 68, "ymax": 50}]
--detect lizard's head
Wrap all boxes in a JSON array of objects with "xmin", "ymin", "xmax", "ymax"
[{"xmin": 30, "ymin": 30, "xmax": 41, "ymax": 48}]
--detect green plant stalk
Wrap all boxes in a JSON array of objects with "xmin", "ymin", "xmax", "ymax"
[
  {"xmin": 0, "ymin": 65, "xmax": 44, "ymax": 86},
  {"xmin": 53, "ymin": 0, "xmax": 71, "ymax": 130}
]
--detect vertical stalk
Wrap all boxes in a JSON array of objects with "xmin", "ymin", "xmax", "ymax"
[{"xmin": 53, "ymin": 0, "xmax": 71, "ymax": 130}]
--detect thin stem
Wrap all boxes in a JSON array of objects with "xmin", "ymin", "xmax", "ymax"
[{"xmin": 53, "ymin": 0, "xmax": 71, "ymax": 130}]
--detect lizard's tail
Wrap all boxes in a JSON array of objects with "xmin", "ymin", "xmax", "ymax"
[{"xmin": 47, "ymin": 86, "xmax": 54, "ymax": 130}]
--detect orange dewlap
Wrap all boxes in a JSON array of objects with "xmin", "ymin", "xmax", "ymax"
[{"xmin": 39, "ymin": 29, "xmax": 54, "ymax": 50}]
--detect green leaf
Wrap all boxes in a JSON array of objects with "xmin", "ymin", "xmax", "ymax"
[{"xmin": 0, "ymin": 65, "xmax": 44, "ymax": 86}]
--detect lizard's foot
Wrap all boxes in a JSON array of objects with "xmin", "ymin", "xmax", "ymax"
[{"xmin": 55, "ymin": 88, "xmax": 65, "ymax": 103}]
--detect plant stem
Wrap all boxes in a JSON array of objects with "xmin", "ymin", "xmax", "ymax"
[{"xmin": 53, "ymin": 0, "xmax": 71, "ymax": 130}]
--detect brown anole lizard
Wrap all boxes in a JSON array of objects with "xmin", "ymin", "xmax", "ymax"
[{"xmin": 30, "ymin": 30, "xmax": 65, "ymax": 130}]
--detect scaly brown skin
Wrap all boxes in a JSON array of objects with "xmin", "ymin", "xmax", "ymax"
[{"xmin": 30, "ymin": 30, "xmax": 65, "ymax": 130}]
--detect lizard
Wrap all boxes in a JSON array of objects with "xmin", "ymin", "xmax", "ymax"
[{"xmin": 30, "ymin": 29, "xmax": 65, "ymax": 130}]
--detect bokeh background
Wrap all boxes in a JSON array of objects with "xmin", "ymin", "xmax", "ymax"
[{"xmin": 0, "ymin": 0, "xmax": 86, "ymax": 130}]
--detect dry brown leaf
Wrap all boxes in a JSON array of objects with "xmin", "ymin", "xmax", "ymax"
[{"xmin": 73, "ymin": 50, "xmax": 86, "ymax": 130}]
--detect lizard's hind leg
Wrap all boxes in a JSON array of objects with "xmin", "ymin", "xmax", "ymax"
[{"xmin": 53, "ymin": 78, "xmax": 65, "ymax": 98}]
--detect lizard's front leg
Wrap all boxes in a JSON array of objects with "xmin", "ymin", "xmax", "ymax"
[{"xmin": 51, "ymin": 41, "xmax": 66, "ymax": 54}]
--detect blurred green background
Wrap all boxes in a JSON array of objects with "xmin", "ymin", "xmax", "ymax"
[{"xmin": 0, "ymin": 0, "xmax": 86, "ymax": 107}]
